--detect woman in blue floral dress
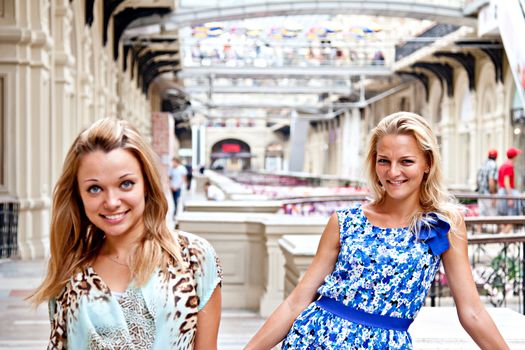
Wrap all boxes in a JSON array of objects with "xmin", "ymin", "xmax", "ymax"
[{"xmin": 246, "ymin": 112, "xmax": 508, "ymax": 349}]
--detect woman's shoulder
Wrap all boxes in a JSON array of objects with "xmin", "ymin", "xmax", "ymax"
[
  {"xmin": 176, "ymin": 231, "xmax": 217, "ymax": 258},
  {"xmin": 174, "ymin": 231, "xmax": 222, "ymax": 280},
  {"xmin": 336, "ymin": 202, "xmax": 364, "ymax": 216},
  {"xmin": 53, "ymin": 267, "xmax": 109, "ymax": 306}
]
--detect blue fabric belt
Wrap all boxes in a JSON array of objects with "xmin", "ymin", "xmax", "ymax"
[{"xmin": 315, "ymin": 296, "xmax": 413, "ymax": 331}]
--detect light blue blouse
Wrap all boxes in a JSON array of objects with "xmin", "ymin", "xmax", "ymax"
[{"xmin": 47, "ymin": 231, "xmax": 222, "ymax": 350}]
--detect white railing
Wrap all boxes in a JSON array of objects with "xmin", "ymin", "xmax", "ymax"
[{"xmin": 177, "ymin": 0, "xmax": 468, "ymax": 10}]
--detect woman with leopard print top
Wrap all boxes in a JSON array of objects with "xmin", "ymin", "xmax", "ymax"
[{"xmin": 30, "ymin": 118, "xmax": 223, "ymax": 350}]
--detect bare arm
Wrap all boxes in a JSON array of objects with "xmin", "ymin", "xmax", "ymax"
[
  {"xmin": 441, "ymin": 216, "xmax": 509, "ymax": 349},
  {"xmin": 503, "ymin": 175, "xmax": 515, "ymax": 207},
  {"xmin": 194, "ymin": 286, "xmax": 222, "ymax": 350},
  {"xmin": 503, "ymin": 175, "xmax": 512, "ymax": 194},
  {"xmin": 244, "ymin": 213, "xmax": 341, "ymax": 350},
  {"xmin": 488, "ymin": 178, "xmax": 497, "ymax": 194}
]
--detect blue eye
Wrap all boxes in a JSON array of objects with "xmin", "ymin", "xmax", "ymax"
[
  {"xmin": 402, "ymin": 159, "xmax": 414, "ymax": 165},
  {"xmin": 377, "ymin": 159, "xmax": 389, "ymax": 164},
  {"xmin": 121, "ymin": 180, "xmax": 134, "ymax": 190},
  {"xmin": 87, "ymin": 185, "xmax": 102, "ymax": 194}
]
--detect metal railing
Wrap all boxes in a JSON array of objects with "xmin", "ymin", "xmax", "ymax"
[
  {"xmin": 183, "ymin": 42, "xmax": 394, "ymax": 69},
  {"xmin": 395, "ymin": 23, "xmax": 460, "ymax": 60},
  {"xmin": 428, "ymin": 219, "xmax": 525, "ymax": 314},
  {"xmin": 0, "ymin": 197, "xmax": 19, "ymax": 259}
]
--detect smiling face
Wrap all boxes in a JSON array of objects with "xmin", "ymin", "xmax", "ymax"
[
  {"xmin": 375, "ymin": 134, "xmax": 429, "ymax": 204},
  {"xmin": 77, "ymin": 148, "xmax": 146, "ymax": 241}
]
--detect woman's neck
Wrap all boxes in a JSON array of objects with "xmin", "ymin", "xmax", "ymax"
[
  {"xmin": 101, "ymin": 235, "xmax": 140, "ymax": 261},
  {"xmin": 379, "ymin": 196, "xmax": 421, "ymax": 218}
]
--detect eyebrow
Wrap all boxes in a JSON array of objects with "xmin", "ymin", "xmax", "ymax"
[
  {"xmin": 81, "ymin": 173, "xmax": 136, "ymax": 183},
  {"xmin": 377, "ymin": 154, "xmax": 417, "ymax": 159},
  {"xmin": 119, "ymin": 173, "xmax": 136, "ymax": 179}
]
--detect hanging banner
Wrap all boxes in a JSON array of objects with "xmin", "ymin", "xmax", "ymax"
[{"xmin": 498, "ymin": 0, "xmax": 525, "ymax": 107}]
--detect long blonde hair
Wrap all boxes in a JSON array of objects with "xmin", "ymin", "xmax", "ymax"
[
  {"xmin": 365, "ymin": 112, "xmax": 463, "ymax": 234},
  {"xmin": 31, "ymin": 118, "xmax": 183, "ymax": 304}
]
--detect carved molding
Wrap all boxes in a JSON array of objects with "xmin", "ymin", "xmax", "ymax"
[
  {"xmin": 397, "ymin": 71, "xmax": 430, "ymax": 101},
  {"xmin": 412, "ymin": 62, "xmax": 454, "ymax": 97},
  {"xmin": 434, "ymin": 52, "xmax": 476, "ymax": 91},
  {"xmin": 113, "ymin": 7, "xmax": 172, "ymax": 60}
]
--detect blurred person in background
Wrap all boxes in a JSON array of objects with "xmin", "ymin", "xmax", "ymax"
[
  {"xmin": 204, "ymin": 181, "xmax": 225, "ymax": 201},
  {"xmin": 497, "ymin": 147, "xmax": 522, "ymax": 233},
  {"xmin": 476, "ymin": 149, "xmax": 498, "ymax": 217},
  {"xmin": 169, "ymin": 157, "xmax": 188, "ymax": 218}
]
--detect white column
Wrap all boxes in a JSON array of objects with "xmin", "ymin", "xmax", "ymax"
[
  {"xmin": 3, "ymin": 0, "xmax": 54, "ymax": 259},
  {"xmin": 191, "ymin": 113, "xmax": 206, "ymax": 167},
  {"xmin": 440, "ymin": 97, "xmax": 455, "ymax": 184},
  {"xmin": 80, "ymin": 29, "xmax": 94, "ymax": 127},
  {"xmin": 288, "ymin": 110, "xmax": 309, "ymax": 172},
  {"xmin": 51, "ymin": 0, "xmax": 75, "ymax": 185},
  {"xmin": 199, "ymin": 122, "xmax": 206, "ymax": 168},
  {"xmin": 341, "ymin": 108, "xmax": 362, "ymax": 179},
  {"xmin": 192, "ymin": 121, "xmax": 199, "ymax": 167},
  {"xmin": 259, "ymin": 231, "xmax": 284, "ymax": 317}
]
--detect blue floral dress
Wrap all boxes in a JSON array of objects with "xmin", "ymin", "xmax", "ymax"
[{"xmin": 282, "ymin": 203, "xmax": 450, "ymax": 349}]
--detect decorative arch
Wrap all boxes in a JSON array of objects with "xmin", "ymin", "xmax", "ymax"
[{"xmin": 210, "ymin": 138, "xmax": 252, "ymax": 171}]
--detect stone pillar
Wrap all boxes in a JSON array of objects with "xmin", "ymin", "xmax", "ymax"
[
  {"xmin": 440, "ymin": 97, "xmax": 455, "ymax": 183},
  {"xmin": 340, "ymin": 108, "xmax": 362, "ymax": 179},
  {"xmin": 80, "ymin": 29, "xmax": 94, "ymax": 127},
  {"xmin": 496, "ymin": 82, "xmax": 511, "ymax": 148},
  {"xmin": 191, "ymin": 113, "xmax": 206, "ymax": 168},
  {"xmin": 468, "ymin": 90, "xmax": 478, "ymax": 186},
  {"xmin": 0, "ymin": 0, "xmax": 54, "ymax": 259},
  {"xmin": 259, "ymin": 230, "xmax": 285, "ymax": 317},
  {"xmin": 288, "ymin": 110, "xmax": 309, "ymax": 172},
  {"xmin": 51, "ymin": 0, "xmax": 75, "ymax": 185}
]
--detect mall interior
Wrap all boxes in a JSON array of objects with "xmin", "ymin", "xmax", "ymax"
[{"xmin": 2, "ymin": 0, "xmax": 525, "ymax": 348}]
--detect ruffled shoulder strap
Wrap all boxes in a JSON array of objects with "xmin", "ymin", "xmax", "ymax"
[{"xmin": 417, "ymin": 212, "xmax": 451, "ymax": 256}]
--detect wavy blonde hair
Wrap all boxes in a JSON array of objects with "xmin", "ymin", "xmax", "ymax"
[
  {"xmin": 31, "ymin": 118, "xmax": 183, "ymax": 304},
  {"xmin": 365, "ymin": 112, "xmax": 463, "ymax": 235}
]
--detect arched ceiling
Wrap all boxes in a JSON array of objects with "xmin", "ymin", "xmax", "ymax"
[
  {"xmin": 102, "ymin": 0, "xmax": 484, "ymax": 115},
  {"xmin": 126, "ymin": 0, "xmax": 476, "ymax": 33}
]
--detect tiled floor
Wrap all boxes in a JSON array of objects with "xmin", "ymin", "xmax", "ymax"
[
  {"xmin": 0, "ymin": 259, "xmax": 49, "ymax": 349},
  {"xmin": 0, "ymin": 258, "xmax": 264, "ymax": 350}
]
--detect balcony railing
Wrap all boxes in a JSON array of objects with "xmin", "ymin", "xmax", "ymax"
[
  {"xmin": 183, "ymin": 42, "xmax": 394, "ymax": 69},
  {"xmin": 427, "ymin": 219, "xmax": 525, "ymax": 314},
  {"xmin": 395, "ymin": 23, "xmax": 460, "ymax": 61}
]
